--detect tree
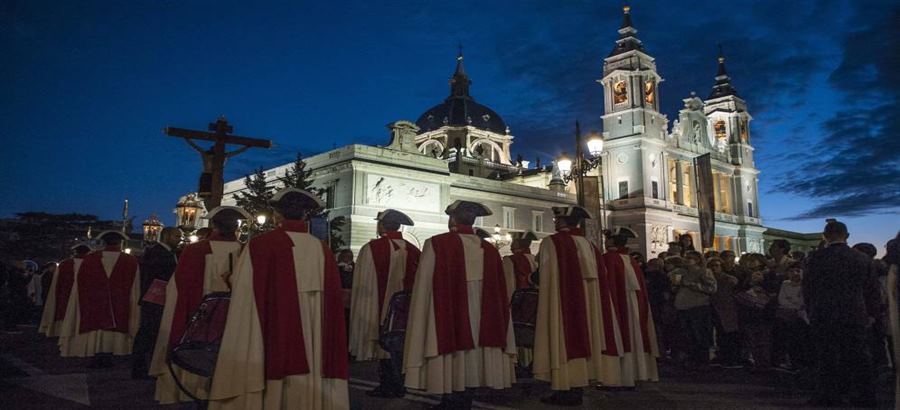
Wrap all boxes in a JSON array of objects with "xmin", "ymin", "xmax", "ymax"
[
  {"xmin": 233, "ymin": 167, "xmax": 274, "ymax": 222},
  {"xmin": 0, "ymin": 213, "xmax": 119, "ymax": 263},
  {"xmin": 280, "ymin": 153, "xmax": 347, "ymax": 251}
]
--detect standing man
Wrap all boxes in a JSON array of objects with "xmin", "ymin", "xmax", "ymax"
[
  {"xmin": 349, "ymin": 209, "xmax": 420, "ymax": 398},
  {"xmin": 404, "ymin": 200, "xmax": 516, "ymax": 409},
  {"xmin": 534, "ymin": 206, "xmax": 622, "ymax": 406},
  {"xmin": 150, "ymin": 207, "xmax": 246, "ymax": 404},
  {"xmin": 604, "ymin": 232, "xmax": 659, "ymax": 387},
  {"xmin": 803, "ymin": 220, "xmax": 880, "ymax": 407},
  {"xmin": 39, "ymin": 243, "xmax": 92, "ymax": 337},
  {"xmin": 208, "ymin": 188, "xmax": 348, "ymax": 409},
  {"xmin": 502, "ymin": 231, "xmax": 538, "ymax": 295},
  {"xmin": 58, "ymin": 231, "xmax": 140, "ymax": 368},
  {"xmin": 132, "ymin": 227, "xmax": 181, "ymax": 379}
]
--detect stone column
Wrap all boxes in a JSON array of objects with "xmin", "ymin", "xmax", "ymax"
[{"xmin": 675, "ymin": 160, "xmax": 684, "ymax": 205}]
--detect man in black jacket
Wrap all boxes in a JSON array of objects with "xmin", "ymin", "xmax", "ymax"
[
  {"xmin": 803, "ymin": 220, "xmax": 880, "ymax": 407},
  {"xmin": 131, "ymin": 227, "xmax": 182, "ymax": 379}
]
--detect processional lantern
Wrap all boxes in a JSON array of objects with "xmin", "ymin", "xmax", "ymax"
[
  {"xmin": 175, "ymin": 193, "xmax": 205, "ymax": 230},
  {"xmin": 142, "ymin": 214, "xmax": 164, "ymax": 243}
]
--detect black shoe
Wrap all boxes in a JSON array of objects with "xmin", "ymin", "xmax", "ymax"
[
  {"xmin": 366, "ymin": 385, "xmax": 405, "ymax": 398},
  {"xmin": 540, "ymin": 391, "xmax": 583, "ymax": 407}
]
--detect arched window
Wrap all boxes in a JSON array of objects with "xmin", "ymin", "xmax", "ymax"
[{"xmin": 614, "ymin": 80, "xmax": 628, "ymax": 105}]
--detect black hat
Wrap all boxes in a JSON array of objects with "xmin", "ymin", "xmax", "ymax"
[
  {"xmin": 204, "ymin": 206, "xmax": 251, "ymax": 224},
  {"xmin": 511, "ymin": 231, "xmax": 538, "ymax": 242},
  {"xmin": 375, "ymin": 209, "xmax": 414, "ymax": 226},
  {"xmin": 70, "ymin": 242, "xmax": 93, "ymax": 253},
  {"xmin": 551, "ymin": 206, "xmax": 592, "ymax": 220},
  {"xmin": 445, "ymin": 200, "xmax": 492, "ymax": 217},
  {"xmin": 96, "ymin": 230, "xmax": 129, "ymax": 242},
  {"xmin": 271, "ymin": 188, "xmax": 325, "ymax": 211}
]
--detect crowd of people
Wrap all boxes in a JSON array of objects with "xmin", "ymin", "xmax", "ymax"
[{"xmin": 1, "ymin": 189, "xmax": 898, "ymax": 409}]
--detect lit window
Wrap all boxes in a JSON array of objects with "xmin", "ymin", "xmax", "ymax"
[
  {"xmin": 613, "ymin": 81, "xmax": 628, "ymax": 104},
  {"xmin": 532, "ymin": 212, "xmax": 544, "ymax": 232},
  {"xmin": 714, "ymin": 120, "xmax": 727, "ymax": 140},
  {"xmin": 503, "ymin": 207, "xmax": 516, "ymax": 229}
]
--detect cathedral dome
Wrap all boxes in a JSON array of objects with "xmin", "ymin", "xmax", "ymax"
[{"xmin": 415, "ymin": 52, "xmax": 508, "ymax": 135}]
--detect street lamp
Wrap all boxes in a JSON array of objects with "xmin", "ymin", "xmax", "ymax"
[
  {"xmin": 142, "ymin": 214, "xmax": 163, "ymax": 243},
  {"xmin": 490, "ymin": 224, "xmax": 513, "ymax": 249},
  {"xmin": 556, "ymin": 121, "xmax": 606, "ymax": 247},
  {"xmin": 557, "ymin": 153, "xmax": 573, "ymax": 178}
]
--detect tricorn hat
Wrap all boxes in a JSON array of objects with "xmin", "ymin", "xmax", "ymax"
[
  {"xmin": 96, "ymin": 230, "xmax": 129, "ymax": 242},
  {"xmin": 511, "ymin": 231, "xmax": 539, "ymax": 242},
  {"xmin": 445, "ymin": 200, "xmax": 492, "ymax": 217},
  {"xmin": 551, "ymin": 206, "xmax": 592, "ymax": 219},
  {"xmin": 70, "ymin": 242, "xmax": 93, "ymax": 253},
  {"xmin": 375, "ymin": 209, "xmax": 414, "ymax": 226},
  {"xmin": 204, "ymin": 206, "xmax": 252, "ymax": 223},
  {"xmin": 271, "ymin": 187, "xmax": 325, "ymax": 211}
]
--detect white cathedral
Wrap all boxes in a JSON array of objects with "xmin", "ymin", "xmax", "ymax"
[{"xmin": 208, "ymin": 5, "xmax": 810, "ymax": 257}]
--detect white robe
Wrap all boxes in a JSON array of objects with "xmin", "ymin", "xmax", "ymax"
[
  {"xmin": 57, "ymin": 251, "xmax": 140, "ymax": 357},
  {"xmin": 533, "ymin": 235, "xmax": 623, "ymax": 390},
  {"xmin": 208, "ymin": 231, "xmax": 349, "ymax": 410},
  {"xmin": 403, "ymin": 234, "xmax": 517, "ymax": 395},
  {"xmin": 150, "ymin": 240, "xmax": 241, "ymax": 404},
  {"xmin": 613, "ymin": 253, "xmax": 660, "ymax": 386},
  {"xmin": 349, "ymin": 238, "xmax": 413, "ymax": 361},
  {"xmin": 39, "ymin": 258, "xmax": 83, "ymax": 337}
]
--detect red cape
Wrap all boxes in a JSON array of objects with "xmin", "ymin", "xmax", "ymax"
[
  {"xmin": 167, "ymin": 239, "xmax": 216, "ymax": 349},
  {"xmin": 54, "ymin": 257, "xmax": 79, "ymax": 321},
  {"xmin": 548, "ymin": 232, "xmax": 591, "ymax": 359},
  {"xmin": 430, "ymin": 225, "xmax": 509, "ymax": 355},
  {"xmin": 250, "ymin": 220, "xmax": 348, "ymax": 380},
  {"xmin": 369, "ymin": 231, "xmax": 421, "ymax": 313},
  {"xmin": 603, "ymin": 248, "xmax": 653, "ymax": 353},
  {"xmin": 509, "ymin": 250, "xmax": 533, "ymax": 289},
  {"xmin": 77, "ymin": 247, "xmax": 138, "ymax": 334}
]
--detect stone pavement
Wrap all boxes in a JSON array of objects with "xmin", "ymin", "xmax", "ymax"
[{"xmin": 1, "ymin": 324, "xmax": 894, "ymax": 409}]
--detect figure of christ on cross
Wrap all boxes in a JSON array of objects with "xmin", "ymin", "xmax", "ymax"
[{"xmin": 164, "ymin": 116, "xmax": 272, "ymax": 209}]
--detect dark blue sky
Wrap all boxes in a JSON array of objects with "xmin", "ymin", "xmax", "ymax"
[{"xmin": 2, "ymin": 0, "xmax": 897, "ymax": 249}]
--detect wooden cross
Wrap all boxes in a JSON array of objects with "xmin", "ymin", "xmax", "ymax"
[{"xmin": 164, "ymin": 116, "xmax": 272, "ymax": 210}]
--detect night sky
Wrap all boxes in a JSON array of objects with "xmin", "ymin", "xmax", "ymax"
[{"xmin": 2, "ymin": 0, "xmax": 897, "ymax": 250}]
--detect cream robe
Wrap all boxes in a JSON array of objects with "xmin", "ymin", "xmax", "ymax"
[
  {"xmin": 58, "ymin": 252, "xmax": 140, "ymax": 357},
  {"xmin": 208, "ymin": 232, "xmax": 349, "ymax": 410},
  {"xmin": 614, "ymin": 253, "xmax": 660, "ymax": 386},
  {"xmin": 39, "ymin": 258, "xmax": 83, "ymax": 337},
  {"xmin": 349, "ymin": 239, "xmax": 411, "ymax": 361},
  {"xmin": 533, "ymin": 236, "xmax": 623, "ymax": 390},
  {"xmin": 150, "ymin": 241, "xmax": 241, "ymax": 404},
  {"xmin": 403, "ymin": 234, "xmax": 517, "ymax": 395}
]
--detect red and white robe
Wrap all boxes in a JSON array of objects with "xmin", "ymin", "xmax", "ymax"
[
  {"xmin": 208, "ymin": 220, "xmax": 348, "ymax": 410},
  {"xmin": 58, "ymin": 246, "xmax": 140, "ymax": 357},
  {"xmin": 502, "ymin": 249, "xmax": 537, "ymax": 298},
  {"xmin": 149, "ymin": 234, "xmax": 241, "ymax": 404},
  {"xmin": 533, "ymin": 229, "xmax": 623, "ymax": 390},
  {"xmin": 39, "ymin": 256, "xmax": 82, "ymax": 337},
  {"xmin": 603, "ymin": 247, "xmax": 659, "ymax": 386},
  {"xmin": 349, "ymin": 232, "xmax": 420, "ymax": 361},
  {"xmin": 403, "ymin": 225, "xmax": 516, "ymax": 394}
]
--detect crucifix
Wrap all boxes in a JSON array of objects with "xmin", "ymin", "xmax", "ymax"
[{"xmin": 164, "ymin": 116, "xmax": 272, "ymax": 210}]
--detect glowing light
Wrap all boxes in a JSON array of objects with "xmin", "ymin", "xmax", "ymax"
[
  {"xmin": 124, "ymin": 248, "xmax": 132, "ymax": 254},
  {"xmin": 256, "ymin": 214, "xmax": 267, "ymax": 225},
  {"xmin": 189, "ymin": 235, "xmax": 199, "ymax": 243},
  {"xmin": 557, "ymin": 153, "xmax": 573, "ymax": 176},
  {"xmin": 586, "ymin": 133, "xmax": 604, "ymax": 158}
]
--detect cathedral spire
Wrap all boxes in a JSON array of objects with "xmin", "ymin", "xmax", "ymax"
[
  {"xmin": 609, "ymin": 4, "xmax": 645, "ymax": 57},
  {"xmin": 449, "ymin": 44, "xmax": 472, "ymax": 98},
  {"xmin": 708, "ymin": 44, "xmax": 740, "ymax": 99}
]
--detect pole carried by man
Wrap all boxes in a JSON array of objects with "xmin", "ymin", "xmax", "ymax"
[
  {"xmin": 404, "ymin": 200, "xmax": 516, "ymax": 410},
  {"xmin": 208, "ymin": 188, "xmax": 349, "ymax": 410},
  {"xmin": 533, "ymin": 206, "xmax": 622, "ymax": 406},
  {"xmin": 349, "ymin": 209, "xmax": 420, "ymax": 398},
  {"xmin": 602, "ymin": 231, "xmax": 659, "ymax": 388},
  {"xmin": 149, "ymin": 206, "xmax": 247, "ymax": 404},
  {"xmin": 39, "ymin": 242, "xmax": 92, "ymax": 337},
  {"xmin": 58, "ymin": 230, "xmax": 140, "ymax": 368}
]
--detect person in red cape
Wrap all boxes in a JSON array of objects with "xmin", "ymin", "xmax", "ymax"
[
  {"xmin": 208, "ymin": 188, "xmax": 349, "ymax": 410},
  {"xmin": 503, "ymin": 231, "xmax": 538, "ymax": 294},
  {"xmin": 349, "ymin": 209, "xmax": 420, "ymax": 398},
  {"xmin": 39, "ymin": 242, "xmax": 92, "ymax": 337},
  {"xmin": 149, "ymin": 206, "xmax": 247, "ymax": 404},
  {"xmin": 58, "ymin": 230, "xmax": 140, "ymax": 369},
  {"xmin": 602, "ymin": 231, "xmax": 659, "ymax": 388},
  {"xmin": 403, "ymin": 200, "xmax": 516, "ymax": 410},
  {"xmin": 533, "ymin": 206, "xmax": 623, "ymax": 406}
]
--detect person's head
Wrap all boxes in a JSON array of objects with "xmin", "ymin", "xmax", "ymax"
[
  {"xmin": 657, "ymin": 251, "xmax": 669, "ymax": 261},
  {"xmin": 511, "ymin": 231, "xmax": 538, "ymax": 252},
  {"xmin": 852, "ymin": 243, "xmax": 877, "ymax": 259},
  {"xmin": 790, "ymin": 250, "xmax": 806, "ymax": 262},
  {"xmin": 679, "ymin": 234, "xmax": 694, "ymax": 249},
  {"xmin": 71, "ymin": 243, "xmax": 92, "ymax": 257},
  {"xmin": 375, "ymin": 209, "xmax": 413, "ymax": 236},
  {"xmin": 630, "ymin": 251, "xmax": 645, "ymax": 264},
  {"xmin": 787, "ymin": 262, "xmax": 804, "ymax": 282},
  {"xmin": 158, "ymin": 227, "xmax": 182, "ymax": 248},
  {"xmin": 720, "ymin": 250, "xmax": 736, "ymax": 268},
  {"xmin": 272, "ymin": 188, "xmax": 324, "ymax": 222},
  {"xmin": 205, "ymin": 206, "xmax": 250, "ymax": 239},
  {"xmin": 684, "ymin": 250, "xmax": 703, "ymax": 267},
  {"xmin": 823, "ymin": 219, "xmax": 849, "ymax": 244},
  {"xmin": 664, "ymin": 255, "xmax": 685, "ymax": 272},
  {"xmin": 445, "ymin": 200, "xmax": 490, "ymax": 230},
  {"xmin": 707, "ymin": 257, "xmax": 724, "ymax": 274},
  {"xmin": 646, "ymin": 258, "xmax": 663, "ymax": 272},
  {"xmin": 337, "ymin": 249, "xmax": 353, "ymax": 263},
  {"xmin": 769, "ymin": 239, "xmax": 791, "ymax": 259},
  {"xmin": 667, "ymin": 243, "xmax": 683, "ymax": 256},
  {"xmin": 704, "ymin": 250, "xmax": 720, "ymax": 260},
  {"xmin": 552, "ymin": 206, "xmax": 591, "ymax": 231},
  {"xmin": 611, "ymin": 233, "xmax": 629, "ymax": 249},
  {"xmin": 884, "ymin": 232, "xmax": 900, "ymax": 267},
  {"xmin": 97, "ymin": 230, "xmax": 128, "ymax": 247},
  {"xmin": 740, "ymin": 253, "xmax": 766, "ymax": 272},
  {"xmin": 195, "ymin": 228, "xmax": 211, "ymax": 240}
]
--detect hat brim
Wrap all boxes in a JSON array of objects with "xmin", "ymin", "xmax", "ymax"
[{"xmin": 204, "ymin": 206, "xmax": 251, "ymax": 221}]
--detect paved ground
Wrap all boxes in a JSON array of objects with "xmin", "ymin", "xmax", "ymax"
[{"xmin": 1, "ymin": 324, "xmax": 895, "ymax": 409}]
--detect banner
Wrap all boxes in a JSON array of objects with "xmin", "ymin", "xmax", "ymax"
[
  {"xmin": 694, "ymin": 154, "xmax": 716, "ymax": 250},
  {"xmin": 581, "ymin": 176, "xmax": 602, "ymax": 245}
]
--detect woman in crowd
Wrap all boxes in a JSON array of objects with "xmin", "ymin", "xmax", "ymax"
[
  {"xmin": 734, "ymin": 253, "xmax": 775, "ymax": 372},
  {"xmin": 670, "ymin": 250, "xmax": 716, "ymax": 369},
  {"xmin": 708, "ymin": 257, "xmax": 742, "ymax": 368}
]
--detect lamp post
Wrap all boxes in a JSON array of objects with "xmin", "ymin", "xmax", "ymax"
[
  {"xmin": 557, "ymin": 121, "xmax": 606, "ymax": 247},
  {"xmin": 489, "ymin": 224, "xmax": 513, "ymax": 250},
  {"xmin": 141, "ymin": 214, "xmax": 163, "ymax": 243}
]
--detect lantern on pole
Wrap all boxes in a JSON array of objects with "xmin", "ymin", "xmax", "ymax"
[
  {"xmin": 142, "ymin": 214, "xmax": 164, "ymax": 243},
  {"xmin": 175, "ymin": 193, "xmax": 205, "ymax": 230}
]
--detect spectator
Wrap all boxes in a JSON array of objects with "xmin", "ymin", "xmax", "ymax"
[
  {"xmin": 734, "ymin": 253, "xmax": 775, "ymax": 372},
  {"xmin": 791, "ymin": 251, "xmax": 807, "ymax": 263},
  {"xmin": 708, "ymin": 257, "xmax": 742, "ymax": 368},
  {"xmin": 644, "ymin": 258, "xmax": 672, "ymax": 358},
  {"xmin": 803, "ymin": 220, "xmax": 879, "ymax": 407},
  {"xmin": 679, "ymin": 234, "xmax": 696, "ymax": 253},
  {"xmin": 667, "ymin": 243, "xmax": 684, "ymax": 258},
  {"xmin": 337, "ymin": 249, "xmax": 355, "ymax": 289},
  {"xmin": 764, "ymin": 240, "xmax": 794, "ymax": 293},
  {"xmin": 883, "ymin": 233, "xmax": 900, "ymax": 407},
  {"xmin": 704, "ymin": 250, "xmax": 720, "ymax": 260},
  {"xmin": 670, "ymin": 250, "xmax": 716, "ymax": 369},
  {"xmin": 854, "ymin": 242, "xmax": 891, "ymax": 370},
  {"xmin": 773, "ymin": 262, "xmax": 810, "ymax": 373}
]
